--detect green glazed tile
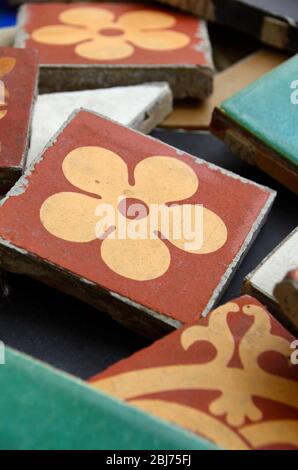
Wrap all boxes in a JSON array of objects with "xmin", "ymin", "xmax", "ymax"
[
  {"xmin": 0, "ymin": 347, "xmax": 216, "ymax": 450},
  {"xmin": 221, "ymin": 54, "xmax": 298, "ymax": 167}
]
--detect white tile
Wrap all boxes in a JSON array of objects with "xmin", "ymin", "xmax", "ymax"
[
  {"xmin": 246, "ymin": 228, "xmax": 298, "ymax": 301},
  {"xmin": 26, "ymin": 83, "xmax": 172, "ymax": 167}
]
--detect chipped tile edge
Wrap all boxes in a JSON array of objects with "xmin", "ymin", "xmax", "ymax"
[{"xmin": 0, "ymin": 235, "xmax": 182, "ymax": 333}]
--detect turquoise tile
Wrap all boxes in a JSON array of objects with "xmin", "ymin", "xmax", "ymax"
[
  {"xmin": 221, "ymin": 54, "xmax": 298, "ymax": 167},
  {"xmin": 0, "ymin": 347, "xmax": 217, "ymax": 450}
]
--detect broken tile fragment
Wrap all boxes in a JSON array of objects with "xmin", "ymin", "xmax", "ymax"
[
  {"xmin": 243, "ymin": 227, "xmax": 298, "ymax": 335},
  {"xmin": 0, "ymin": 110, "xmax": 275, "ymax": 338},
  {"xmin": 0, "ymin": 47, "xmax": 38, "ymax": 193},
  {"xmin": 27, "ymin": 83, "xmax": 173, "ymax": 167},
  {"xmin": 89, "ymin": 295, "xmax": 298, "ymax": 450},
  {"xmin": 211, "ymin": 54, "xmax": 298, "ymax": 195},
  {"xmin": 16, "ymin": 2, "xmax": 214, "ymax": 99}
]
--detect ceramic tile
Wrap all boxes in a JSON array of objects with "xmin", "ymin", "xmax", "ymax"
[
  {"xmin": 0, "ymin": 110, "xmax": 275, "ymax": 337},
  {"xmin": 16, "ymin": 2, "xmax": 213, "ymax": 98},
  {"xmin": 90, "ymin": 295, "xmax": 298, "ymax": 450},
  {"xmin": 211, "ymin": 55, "xmax": 298, "ymax": 194},
  {"xmin": 0, "ymin": 47, "xmax": 38, "ymax": 193},
  {"xmin": 27, "ymin": 82, "xmax": 173, "ymax": 166},
  {"xmin": 244, "ymin": 227, "xmax": 298, "ymax": 334}
]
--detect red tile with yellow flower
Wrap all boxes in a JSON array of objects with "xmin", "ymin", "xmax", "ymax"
[
  {"xmin": 15, "ymin": 2, "xmax": 214, "ymax": 98},
  {"xmin": 0, "ymin": 110, "xmax": 275, "ymax": 337},
  {"xmin": 0, "ymin": 47, "xmax": 38, "ymax": 193}
]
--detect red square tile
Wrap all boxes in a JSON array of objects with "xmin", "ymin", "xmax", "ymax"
[
  {"xmin": 0, "ymin": 110, "xmax": 275, "ymax": 337},
  {"xmin": 0, "ymin": 47, "xmax": 38, "ymax": 193},
  {"xmin": 16, "ymin": 2, "xmax": 213, "ymax": 98},
  {"xmin": 90, "ymin": 295, "xmax": 298, "ymax": 450}
]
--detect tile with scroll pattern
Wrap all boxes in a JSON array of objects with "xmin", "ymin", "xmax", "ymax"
[
  {"xmin": 211, "ymin": 54, "xmax": 298, "ymax": 195},
  {"xmin": 0, "ymin": 110, "xmax": 275, "ymax": 338},
  {"xmin": 0, "ymin": 47, "xmax": 38, "ymax": 193},
  {"xmin": 89, "ymin": 295, "xmax": 298, "ymax": 450},
  {"xmin": 16, "ymin": 2, "xmax": 213, "ymax": 99},
  {"xmin": 156, "ymin": 0, "xmax": 298, "ymax": 51}
]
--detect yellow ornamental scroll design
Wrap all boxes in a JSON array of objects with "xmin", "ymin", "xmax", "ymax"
[
  {"xmin": 92, "ymin": 302, "xmax": 298, "ymax": 450},
  {"xmin": 0, "ymin": 57, "xmax": 16, "ymax": 120}
]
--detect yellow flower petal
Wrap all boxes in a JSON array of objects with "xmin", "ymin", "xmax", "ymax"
[
  {"xmin": 32, "ymin": 25, "xmax": 92, "ymax": 45},
  {"xmin": 118, "ymin": 10, "xmax": 176, "ymax": 30},
  {"xmin": 101, "ymin": 225, "xmax": 170, "ymax": 281},
  {"xmin": 62, "ymin": 146, "xmax": 128, "ymax": 204},
  {"xmin": 0, "ymin": 110, "xmax": 7, "ymax": 120},
  {"xmin": 161, "ymin": 205, "xmax": 227, "ymax": 254},
  {"xmin": 130, "ymin": 30, "xmax": 190, "ymax": 51},
  {"xmin": 40, "ymin": 192, "xmax": 100, "ymax": 243},
  {"xmin": 0, "ymin": 57, "xmax": 16, "ymax": 79},
  {"xmin": 133, "ymin": 156, "xmax": 198, "ymax": 205},
  {"xmin": 60, "ymin": 7, "xmax": 115, "ymax": 31},
  {"xmin": 75, "ymin": 36, "xmax": 134, "ymax": 61}
]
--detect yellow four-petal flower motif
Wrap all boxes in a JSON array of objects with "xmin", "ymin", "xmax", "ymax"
[
  {"xmin": 40, "ymin": 146, "xmax": 228, "ymax": 281},
  {"xmin": 31, "ymin": 7, "xmax": 191, "ymax": 61}
]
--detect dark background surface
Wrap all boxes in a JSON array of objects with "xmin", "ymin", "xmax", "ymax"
[{"xmin": 0, "ymin": 130, "xmax": 297, "ymax": 380}]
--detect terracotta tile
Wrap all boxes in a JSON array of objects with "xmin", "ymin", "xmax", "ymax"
[
  {"xmin": 0, "ymin": 47, "xmax": 38, "ymax": 193},
  {"xmin": 211, "ymin": 54, "xmax": 298, "ymax": 195},
  {"xmin": 0, "ymin": 110, "xmax": 275, "ymax": 337},
  {"xmin": 244, "ymin": 227, "xmax": 298, "ymax": 335},
  {"xmin": 16, "ymin": 2, "xmax": 213, "ymax": 99},
  {"xmin": 90, "ymin": 295, "xmax": 298, "ymax": 450}
]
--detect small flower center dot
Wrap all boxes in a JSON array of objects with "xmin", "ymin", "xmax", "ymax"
[{"xmin": 100, "ymin": 27, "xmax": 124, "ymax": 37}]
